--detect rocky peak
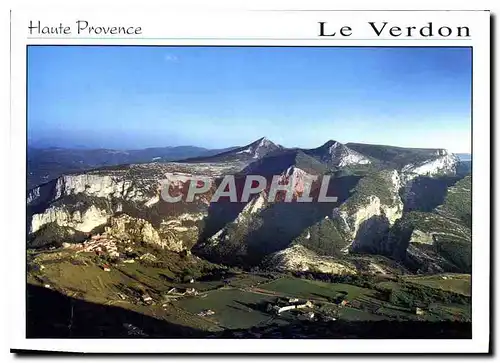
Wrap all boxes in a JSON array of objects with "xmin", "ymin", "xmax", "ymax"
[
  {"xmin": 182, "ymin": 137, "xmax": 281, "ymax": 164},
  {"xmin": 321, "ymin": 139, "xmax": 341, "ymax": 150},
  {"xmin": 306, "ymin": 140, "xmax": 371, "ymax": 168},
  {"xmin": 239, "ymin": 137, "xmax": 281, "ymax": 159}
]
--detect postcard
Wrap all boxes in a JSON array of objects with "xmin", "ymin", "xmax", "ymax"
[{"xmin": 8, "ymin": 3, "xmax": 490, "ymax": 355}]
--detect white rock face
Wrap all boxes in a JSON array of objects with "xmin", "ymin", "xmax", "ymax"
[
  {"xmin": 105, "ymin": 214, "xmax": 184, "ymax": 252},
  {"xmin": 335, "ymin": 149, "xmax": 371, "ymax": 168},
  {"xmin": 207, "ymin": 192, "xmax": 267, "ymax": 246},
  {"xmin": 27, "ymin": 162, "xmax": 238, "ymax": 209},
  {"xmin": 231, "ymin": 137, "xmax": 280, "ymax": 160},
  {"xmin": 409, "ymin": 230, "xmax": 435, "ymax": 245},
  {"xmin": 319, "ymin": 141, "xmax": 372, "ymax": 167},
  {"xmin": 338, "ymin": 195, "xmax": 402, "ymax": 238},
  {"xmin": 26, "ymin": 162, "xmax": 244, "ymax": 250},
  {"xmin": 334, "ymin": 170, "xmax": 403, "ymax": 253},
  {"xmin": 28, "ymin": 174, "xmax": 154, "ymax": 207},
  {"xmin": 253, "ymin": 137, "xmax": 276, "ymax": 158},
  {"xmin": 268, "ymin": 245, "xmax": 357, "ymax": 274},
  {"xmin": 159, "ymin": 212, "xmax": 208, "ymax": 249},
  {"xmin": 30, "ymin": 205, "xmax": 111, "ymax": 234},
  {"xmin": 27, "ymin": 187, "xmax": 41, "ymax": 205},
  {"xmin": 402, "ymin": 152, "xmax": 459, "ymax": 180},
  {"xmin": 27, "ymin": 165, "xmax": 215, "ymax": 233},
  {"xmin": 240, "ymin": 192, "xmax": 267, "ymax": 216},
  {"xmin": 163, "ymin": 212, "xmax": 206, "ymax": 224}
]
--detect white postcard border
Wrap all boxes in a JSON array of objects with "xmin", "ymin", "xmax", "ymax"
[{"xmin": 8, "ymin": 5, "xmax": 490, "ymax": 354}]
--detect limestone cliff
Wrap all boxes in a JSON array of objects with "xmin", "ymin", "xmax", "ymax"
[
  {"xmin": 26, "ymin": 163, "xmax": 224, "ymax": 250},
  {"xmin": 266, "ymin": 245, "xmax": 357, "ymax": 275},
  {"xmin": 332, "ymin": 170, "xmax": 403, "ymax": 254},
  {"xmin": 401, "ymin": 151, "xmax": 459, "ymax": 181},
  {"xmin": 104, "ymin": 214, "xmax": 185, "ymax": 252},
  {"xmin": 30, "ymin": 204, "xmax": 112, "ymax": 234}
]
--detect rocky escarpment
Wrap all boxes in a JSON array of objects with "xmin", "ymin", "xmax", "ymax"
[
  {"xmin": 332, "ymin": 170, "xmax": 404, "ymax": 254},
  {"xmin": 194, "ymin": 192, "xmax": 269, "ymax": 265},
  {"xmin": 27, "ymin": 162, "xmax": 242, "ymax": 208},
  {"xmin": 26, "ymin": 163, "xmax": 232, "ymax": 249},
  {"xmin": 266, "ymin": 245, "xmax": 357, "ymax": 275},
  {"xmin": 26, "ymin": 138, "xmax": 470, "ymax": 276},
  {"xmin": 194, "ymin": 165, "xmax": 342, "ymax": 266},
  {"xmin": 384, "ymin": 175, "xmax": 472, "ymax": 273},
  {"xmin": 401, "ymin": 150, "xmax": 459, "ymax": 182},
  {"xmin": 266, "ymin": 244, "xmax": 407, "ymax": 276},
  {"xmin": 104, "ymin": 214, "xmax": 185, "ymax": 252},
  {"xmin": 328, "ymin": 168, "xmax": 471, "ymax": 274},
  {"xmin": 304, "ymin": 140, "xmax": 372, "ymax": 168},
  {"xmin": 344, "ymin": 143, "xmax": 460, "ymax": 181},
  {"xmin": 27, "ymin": 171, "xmax": 158, "ymax": 237},
  {"xmin": 30, "ymin": 203, "xmax": 112, "ymax": 235},
  {"xmin": 386, "ymin": 211, "xmax": 471, "ymax": 273},
  {"xmin": 28, "ymin": 173, "xmax": 155, "ymax": 208}
]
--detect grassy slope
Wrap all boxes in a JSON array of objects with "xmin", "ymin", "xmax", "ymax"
[
  {"xmin": 436, "ymin": 175, "xmax": 472, "ymax": 228},
  {"xmin": 28, "ymin": 248, "xmax": 472, "ymax": 335},
  {"xmin": 260, "ymin": 277, "xmax": 372, "ymax": 301},
  {"xmin": 403, "ymin": 274, "xmax": 471, "ymax": 296},
  {"xmin": 173, "ymin": 289, "xmax": 281, "ymax": 329}
]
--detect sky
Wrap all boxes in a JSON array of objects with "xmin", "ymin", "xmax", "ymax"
[{"xmin": 28, "ymin": 46, "xmax": 472, "ymax": 153}]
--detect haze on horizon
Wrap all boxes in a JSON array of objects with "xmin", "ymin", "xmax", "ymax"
[{"xmin": 28, "ymin": 46, "xmax": 472, "ymax": 153}]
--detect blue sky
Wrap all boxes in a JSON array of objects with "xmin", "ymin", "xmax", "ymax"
[{"xmin": 28, "ymin": 46, "xmax": 472, "ymax": 152}]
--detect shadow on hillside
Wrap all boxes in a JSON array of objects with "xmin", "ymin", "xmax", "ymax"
[
  {"xmin": 349, "ymin": 214, "xmax": 391, "ymax": 255},
  {"xmin": 193, "ymin": 175, "xmax": 363, "ymax": 267},
  {"xmin": 26, "ymin": 284, "xmax": 208, "ymax": 338},
  {"xmin": 197, "ymin": 200, "xmax": 248, "ymax": 242},
  {"xmin": 243, "ymin": 175, "xmax": 363, "ymax": 260},
  {"xmin": 195, "ymin": 175, "xmax": 262, "ymax": 243},
  {"xmin": 26, "ymin": 284, "xmax": 471, "ymax": 340},
  {"xmin": 402, "ymin": 175, "xmax": 462, "ymax": 213},
  {"xmin": 219, "ymin": 320, "xmax": 472, "ymax": 339}
]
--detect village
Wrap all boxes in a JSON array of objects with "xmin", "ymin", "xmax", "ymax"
[
  {"xmin": 31, "ymin": 234, "xmax": 363, "ymax": 324},
  {"xmin": 28, "ymin": 228, "xmax": 462, "ymax": 338},
  {"xmin": 59, "ymin": 231, "xmax": 162, "ymax": 272}
]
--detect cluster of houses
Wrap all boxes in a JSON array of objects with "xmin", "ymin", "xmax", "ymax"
[
  {"xmin": 166, "ymin": 287, "xmax": 199, "ymax": 296},
  {"xmin": 197, "ymin": 309, "xmax": 215, "ymax": 317},
  {"xmin": 62, "ymin": 233, "xmax": 126, "ymax": 260},
  {"xmin": 267, "ymin": 297, "xmax": 315, "ymax": 317},
  {"xmin": 61, "ymin": 233, "xmax": 163, "ymax": 273},
  {"xmin": 134, "ymin": 287, "xmax": 201, "ymax": 307},
  {"xmin": 263, "ymin": 296, "xmax": 366, "ymax": 322},
  {"xmin": 78, "ymin": 234, "xmax": 121, "ymax": 257}
]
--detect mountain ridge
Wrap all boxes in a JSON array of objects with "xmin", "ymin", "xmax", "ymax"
[
  {"xmin": 26, "ymin": 135, "xmax": 472, "ymax": 338},
  {"xmin": 27, "ymin": 136, "xmax": 467, "ymax": 275},
  {"xmin": 29, "ymin": 137, "xmax": 462, "ymax": 189}
]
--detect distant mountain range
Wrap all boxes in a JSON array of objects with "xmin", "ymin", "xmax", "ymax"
[
  {"xmin": 27, "ymin": 138, "xmax": 472, "ymax": 189},
  {"xmin": 27, "ymin": 145, "xmax": 237, "ymax": 189}
]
